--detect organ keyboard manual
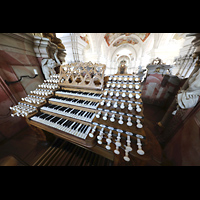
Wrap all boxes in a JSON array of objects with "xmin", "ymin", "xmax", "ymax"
[{"xmin": 9, "ymin": 62, "xmax": 161, "ymax": 166}]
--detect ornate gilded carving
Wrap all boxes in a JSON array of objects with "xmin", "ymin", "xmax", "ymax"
[{"xmin": 42, "ymin": 33, "xmax": 65, "ymax": 49}]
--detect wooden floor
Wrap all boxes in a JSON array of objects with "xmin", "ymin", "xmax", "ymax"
[{"xmin": 0, "ymin": 103, "xmax": 171, "ymax": 166}]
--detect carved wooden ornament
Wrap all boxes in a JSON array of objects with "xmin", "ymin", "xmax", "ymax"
[{"xmin": 58, "ymin": 62, "xmax": 106, "ymax": 90}]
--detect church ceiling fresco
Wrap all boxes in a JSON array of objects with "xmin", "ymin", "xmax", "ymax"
[
  {"xmin": 104, "ymin": 33, "xmax": 150, "ymax": 46},
  {"xmin": 113, "ymin": 37, "xmax": 139, "ymax": 47}
]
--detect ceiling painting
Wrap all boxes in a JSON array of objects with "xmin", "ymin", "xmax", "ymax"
[
  {"xmin": 104, "ymin": 33, "xmax": 150, "ymax": 46},
  {"xmin": 113, "ymin": 37, "xmax": 139, "ymax": 47}
]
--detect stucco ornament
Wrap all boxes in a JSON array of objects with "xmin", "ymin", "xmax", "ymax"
[
  {"xmin": 177, "ymin": 68, "xmax": 200, "ymax": 109},
  {"xmin": 41, "ymin": 50, "xmax": 61, "ymax": 79}
]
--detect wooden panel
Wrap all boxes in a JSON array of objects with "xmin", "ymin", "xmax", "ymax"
[
  {"xmin": 141, "ymin": 74, "xmax": 182, "ymax": 107},
  {"xmin": 11, "ymin": 65, "xmax": 44, "ymax": 94},
  {"xmin": 164, "ymin": 103, "xmax": 200, "ymax": 165},
  {"xmin": 0, "ymin": 76, "xmax": 27, "ymax": 141},
  {"xmin": 0, "ymin": 58, "xmax": 27, "ymax": 102}
]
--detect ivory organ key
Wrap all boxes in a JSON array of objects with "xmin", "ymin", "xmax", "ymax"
[
  {"xmin": 113, "ymin": 101, "xmax": 118, "ymax": 108},
  {"xmin": 137, "ymin": 138, "xmax": 145, "ymax": 155},
  {"xmin": 110, "ymin": 114, "xmax": 115, "ymax": 122},
  {"xmin": 135, "ymin": 84, "xmax": 140, "ymax": 90},
  {"xmin": 106, "ymin": 101, "xmax": 111, "ymax": 107},
  {"xmin": 125, "ymin": 135, "xmax": 132, "ymax": 152},
  {"xmin": 128, "ymin": 93, "xmax": 133, "ymax": 98},
  {"xmin": 123, "ymin": 149, "xmax": 130, "ymax": 162},
  {"xmin": 97, "ymin": 128, "xmax": 104, "ymax": 144},
  {"xmin": 89, "ymin": 126, "xmax": 96, "ymax": 138},
  {"xmin": 115, "ymin": 132, "xmax": 121, "ymax": 147},
  {"xmin": 114, "ymin": 146, "xmax": 120, "ymax": 154},
  {"xmin": 136, "ymin": 105, "xmax": 142, "ymax": 113},
  {"xmin": 120, "ymin": 102, "xmax": 125, "ymax": 109},
  {"xmin": 135, "ymin": 94, "xmax": 140, "ymax": 99},
  {"xmin": 106, "ymin": 83, "xmax": 110, "ymax": 87},
  {"xmin": 101, "ymin": 100, "xmax": 105, "ymax": 106},
  {"xmin": 135, "ymin": 78, "xmax": 139, "ymax": 82},
  {"xmin": 104, "ymin": 91, "xmax": 108, "ymax": 96},
  {"xmin": 109, "ymin": 91, "xmax": 114, "ymax": 96},
  {"xmin": 115, "ymin": 91, "xmax": 120, "ymax": 97},
  {"xmin": 106, "ymin": 130, "xmax": 112, "ymax": 150},
  {"xmin": 128, "ymin": 103, "xmax": 133, "ymax": 110},
  {"xmin": 122, "ymin": 92, "xmax": 126, "ymax": 97},
  {"xmin": 103, "ymin": 112, "xmax": 108, "ymax": 120},
  {"xmin": 127, "ymin": 117, "xmax": 133, "ymax": 127},
  {"xmin": 118, "ymin": 115, "xmax": 123, "ymax": 124},
  {"xmin": 111, "ymin": 83, "xmax": 115, "ymax": 88},
  {"xmin": 96, "ymin": 111, "xmax": 101, "ymax": 118},
  {"xmin": 136, "ymin": 119, "xmax": 143, "ymax": 128}
]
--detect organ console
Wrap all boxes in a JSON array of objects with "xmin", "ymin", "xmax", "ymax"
[{"xmin": 9, "ymin": 62, "xmax": 161, "ymax": 166}]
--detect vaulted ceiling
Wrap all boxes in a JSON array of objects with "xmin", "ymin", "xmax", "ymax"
[{"xmin": 56, "ymin": 33, "xmax": 186, "ymax": 75}]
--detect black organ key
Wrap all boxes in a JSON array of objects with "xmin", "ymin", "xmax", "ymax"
[
  {"xmin": 45, "ymin": 115, "xmax": 55, "ymax": 121},
  {"xmin": 50, "ymin": 116, "xmax": 61, "ymax": 123},
  {"xmin": 81, "ymin": 125, "xmax": 87, "ymax": 133},
  {"xmin": 78, "ymin": 124, "xmax": 84, "ymax": 132},
  {"xmin": 79, "ymin": 111, "xmax": 84, "ymax": 116},
  {"xmin": 72, "ymin": 122, "xmax": 79, "ymax": 130},
  {"xmin": 65, "ymin": 107, "xmax": 72, "ymax": 113},
  {"xmin": 84, "ymin": 112, "xmax": 90, "ymax": 118},
  {"xmin": 68, "ymin": 122, "xmax": 76, "ymax": 130},
  {"xmin": 67, "ymin": 120, "xmax": 73, "ymax": 125},
  {"xmin": 63, "ymin": 120, "xmax": 72, "ymax": 127},
  {"xmin": 49, "ymin": 104, "xmax": 58, "ymax": 109},
  {"xmin": 54, "ymin": 106, "xmax": 61, "ymax": 110},
  {"xmin": 38, "ymin": 113, "xmax": 51, "ymax": 119},
  {"xmin": 71, "ymin": 122, "xmax": 79, "ymax": 130},
  {"xmin": 57, "ymin": 118, "xmax": 66, "ymax": 125},
  {"xmin": 88, "ymin": 112, "xmax": 93, "ymax": 118},
  {"xmin": 37, "ymin": 113, "xmax": 45, "ymax": 118},
  {"xmin": 34, "ymin": 112, "xmax": 43, "ymax": 117},
  {"xmin": 85, "ymin": 101, "xmax": 90, "ymax": 105},
  {"xmin": 58, "ymin": 106, "xmax": 68, "ymax": 111}
]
